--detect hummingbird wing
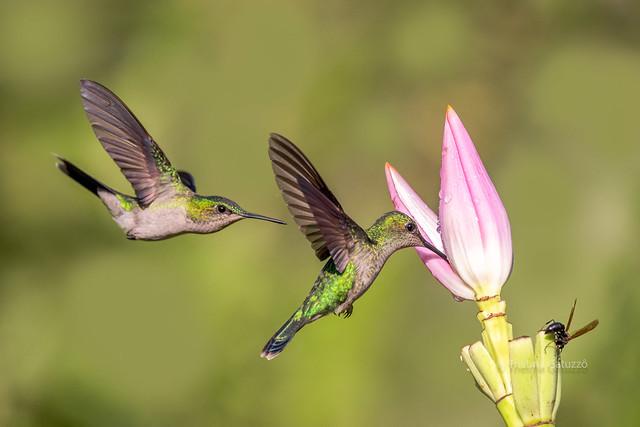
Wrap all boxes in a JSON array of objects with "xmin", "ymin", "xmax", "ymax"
[
  {"xmin": 80, "ymin": 80, "xmax": 189, "ymax": 207},
  {"xmin": 177, "ymin": 170, "xmax": 196, "ymax": 192},
  {"xmin": 269, "ymin": 133, "xmax": 368, "ymax": 272}
]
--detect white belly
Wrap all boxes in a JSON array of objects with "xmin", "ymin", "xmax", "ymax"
[{"xmin": 121, "ymin": 205, "xmax": 189, "ymax": 240}]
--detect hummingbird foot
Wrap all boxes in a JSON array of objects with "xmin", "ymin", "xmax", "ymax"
[{"xmin": 338, "ymin": 305, "xmax": 354, "ymax": 318}]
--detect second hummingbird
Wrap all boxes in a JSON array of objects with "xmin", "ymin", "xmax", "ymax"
[
  {"xmin": 261, "ymin": 134, "xmax": 447, "ymax": 360},
  {"xmin": 56, "ymin": 80, "xmax": 284, "ymax": 240}
]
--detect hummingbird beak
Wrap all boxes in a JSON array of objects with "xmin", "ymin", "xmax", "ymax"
[
  {"xmin": 241, "ymin": 212, "xmax": 286, "ymax": 225},
  {"xmin": 420, "ymin": 236, "xmax": 448, "ymax": 262}
]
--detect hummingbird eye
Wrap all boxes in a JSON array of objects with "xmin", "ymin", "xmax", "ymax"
[
  {"xmin": 216, "ymin": 205, "xmax": 227, "ymax": 214},
  {"xmin": 405, "ymin": 222, "xmax": 416, "ymax": 233}
]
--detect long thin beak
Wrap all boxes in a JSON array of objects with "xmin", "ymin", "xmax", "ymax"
[
  {"xmin": 242, "ymin": 212, "xmax": 286, "ymax": 225},
  {"xmin": 421, "ymin": 237, "xmax": 448, "ymax": 261}
]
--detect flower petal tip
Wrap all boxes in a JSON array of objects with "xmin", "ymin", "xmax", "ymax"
[
  {"xmin": 384, "ymin": 162, "xmax": 394, "ymax": 174},
  {"xmin": 445, "ymin": 105, "xmax": 463, "ymax": 130}
]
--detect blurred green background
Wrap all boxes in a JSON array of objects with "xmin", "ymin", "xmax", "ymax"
[{"xmin": 1, "ymin": 1, "xmax": 639, "ymax": 425}]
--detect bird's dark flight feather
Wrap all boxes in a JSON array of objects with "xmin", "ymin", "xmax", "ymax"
[
  {"xmin": 268, "ymin": 133, "xmax": 367, "ymax": 272},
  {"xmin": 269, "ymin": 133, "xmax": 342, "ymax": 208},
  {"xmin": 177, "ymin": 170, "xmax": 196, "ymax": 192},
  {"xmin": 80, "ymin": 80, "xmax": 186, "ymax": 207},
  {"xmin": 56, "ymin": 156, "xmax": 117, "ymax": 197}
]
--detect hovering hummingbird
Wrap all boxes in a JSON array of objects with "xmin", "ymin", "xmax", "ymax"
[
  {"xmin": 56, "ymin": 80, "xmax": 284, "ymax": 240},
  {"xmin": 261, "ymin": 134, "xmax": 447, "ymax": 360}
]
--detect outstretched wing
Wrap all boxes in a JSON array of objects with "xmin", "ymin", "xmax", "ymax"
[
  {"xmin": 566, "ymin": 299, "xmax": 577, "ymax": 331},
  {"xmin": 568, "ymin": 320, "xmax": 599, "ymax": 341},
  {"xmin": 80, "ymin": 79, "xmax": 187, "ymax": 207},
  {"xmin": 268, "ymin": 133, "xmax": 367, "ymax": 272}
]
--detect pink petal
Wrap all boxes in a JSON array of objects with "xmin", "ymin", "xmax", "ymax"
[
  {"xmin": 385, "ymin": 163, "xmax": 441, "ymax": 248},
  {"xmin": 439, "ymin": 107, "xmax": 512, "ymax": 297},
  {"xmin": 385, "ymin": 163, "xmax": 475, "ymax": 301}
]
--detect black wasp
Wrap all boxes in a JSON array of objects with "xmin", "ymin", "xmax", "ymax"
[{"xmin": 543, "ymin": 299, "xmax": 599, "ymax": 352}]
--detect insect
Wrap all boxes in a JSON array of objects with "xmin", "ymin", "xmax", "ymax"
[{"xmin": 543, "ymin": 299, "xmax": 599, "ymax": 353}]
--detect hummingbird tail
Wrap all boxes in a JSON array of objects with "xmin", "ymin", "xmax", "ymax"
[
  {"xmin": 56, "ymin": 156, "xmax": 114, "ymax": 197},
  {"xmin": 260, "ymin": 312, "xmax": 305, "ymax": 360}
]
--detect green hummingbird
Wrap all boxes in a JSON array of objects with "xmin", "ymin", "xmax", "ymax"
[
  {"xmin": 56, "ymin": 80, "xmax": 284, "ymax": 240},
  {"xmin": 261, "ymin": 134, "xmax": 446, "ymax": 360}
]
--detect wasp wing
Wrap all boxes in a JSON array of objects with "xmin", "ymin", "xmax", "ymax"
[{"xmin": 568, "ymin": 320, "xmax": 599, "ymax": 341}]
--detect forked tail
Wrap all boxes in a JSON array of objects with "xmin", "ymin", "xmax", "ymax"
[
  {"xmin": 261, "ymin": 311, "xmax": 306, "ymax": 360},
  {"xmin": 55, "ymin": 156, "xmax": 114, "ymax": 197}
]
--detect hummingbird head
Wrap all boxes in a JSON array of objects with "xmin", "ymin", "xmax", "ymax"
[
  {"xmin": 197, "ymin": 196, "xmax": 285, "ymax": 232},
  {"xmin": 370, "ymin": 211, "xmax": 447, "ymax": 260}
]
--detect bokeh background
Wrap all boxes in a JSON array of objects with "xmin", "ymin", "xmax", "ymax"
[{"xmin": 1, "ymin": 1, "xmax": 639, "ymax": 426}]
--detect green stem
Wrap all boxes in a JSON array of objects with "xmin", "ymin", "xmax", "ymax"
[
  {"xmin": 535, "ymin": 332, "xmax": 560, "ymax": 421},
  {"xmin": 496, "ymin": 395, "xmax": 524, "ymax": 427},
  {"xmin": 510, "ymin": 337, "xmax": 541, "ymax": 424},
  {"xmin": 462, "ymin": 297, "xmax": 562, "ymax": 426},
  {"xmin": 474, "ymin": 296, "xmax": 525, "ymax": 427},
  {"xmin": 476, "ymin": 296, "xmax": 512, "ymax": 395}
]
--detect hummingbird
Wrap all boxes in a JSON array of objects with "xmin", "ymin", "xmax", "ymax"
[
  {"xmin": 260, "ymin": 133, "xmax": 447, "ymax": 360},
  {"xmin": 56, "ymin": 80, "xmax": 284, "ymax": 240}
]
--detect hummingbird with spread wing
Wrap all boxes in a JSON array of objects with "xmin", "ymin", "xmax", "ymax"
[
  {"xmin": 261, "ymin": 134, "xmax": 446, "ymax": 360},
  {"xmin": 56, "ymin": 80, "xmax": 284, "ymax": 240}
]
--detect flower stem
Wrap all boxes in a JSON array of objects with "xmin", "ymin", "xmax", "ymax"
[
  {"xmin": 472, "ymin": 296, "xmax": 526, "ymax": 426},
  {"xmin": 496, "ymin": 395, "xmax": 524, "ymax": 427},
  {"xmin": 509, "ymin": 337, "xmax": 541, "ymax": 425},
  {"xmin": 476, "ymin": 296, "xmax": 512, "ymax": 394},
  {"xmin": 535, "ymin": 332, "xmax": 560, "ymax": 421},
  {"xmin": 461, "ymin": 297, "xmax": 563, "ymax": 426}
]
